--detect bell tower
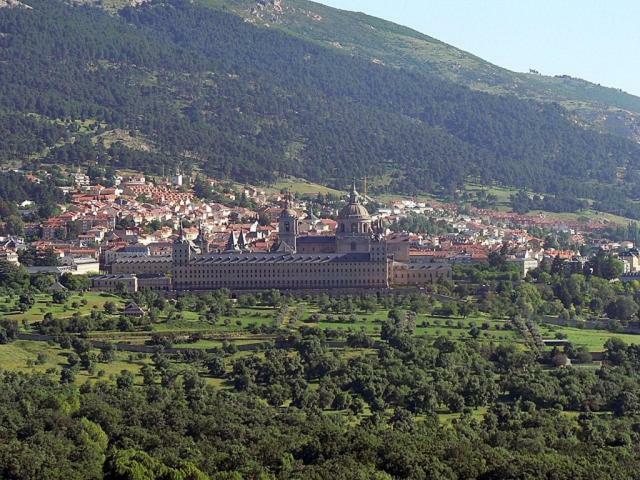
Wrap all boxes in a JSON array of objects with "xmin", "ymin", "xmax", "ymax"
[
  {"xmin": 197, "ymin": 220, "xmax": 210, "ymax": 254},
  {"xmin": 278, "ymin": 193, "xmax": 298, "ymax": 252},
  {"xmin": 172, "ymin": 220, "xmax": 192, "ymax": 266}
]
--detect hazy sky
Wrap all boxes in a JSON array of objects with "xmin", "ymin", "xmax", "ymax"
[{"xmin": 319, "ymin": 0, "xmax": 640, "ymax": 97}]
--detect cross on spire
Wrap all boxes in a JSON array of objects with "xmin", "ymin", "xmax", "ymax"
[{"xmin": 349, "ymin": 179, "xmax": 360, "ymax": 204}]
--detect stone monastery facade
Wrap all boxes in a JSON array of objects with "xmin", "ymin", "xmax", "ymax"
[{"xmin": 171, "ymin": 185, "xmax": 451, "ymax": 291}]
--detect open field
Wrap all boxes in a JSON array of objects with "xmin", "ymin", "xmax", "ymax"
[
  {"xmin": 0, "ymin": 340, "xmax": 149, "ymax": 384},
  {"xmin": 268, "ymin": 177, "xmax": 343, "ymax": 196},
  {"xmin": 0, "ymin": 292, "xmax": 124, "ymax": 324},
  {"xmin": 464, "ymin": 182, "xmax": 516, "ymax": 210},
  {"xmin": 527, "ymin": 209, "xmax": 636, "ymax": 226},
  {"xmin": 9, "ymin": 289, "xmax": 640, "ymax": 393},
  {"xmin": 8, "ymin": 291, "xmax": 640, "ymax": 353},
  {"xmin": 540, "ymin": 323, "xmax": 640, "ymax": 351}
]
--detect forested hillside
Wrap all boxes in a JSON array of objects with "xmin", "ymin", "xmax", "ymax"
[
  {"xmin": 211, "ymin": 0, "xmax": 640, "ymax": 142},
  {"xmin": 1, "ymin": 0, "xmax": 640, "ymax": 216}
]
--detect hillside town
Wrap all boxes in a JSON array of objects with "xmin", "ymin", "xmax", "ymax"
[{"xmin": 2, "ymin": 167, "xmax": 639, "ymax": 292}]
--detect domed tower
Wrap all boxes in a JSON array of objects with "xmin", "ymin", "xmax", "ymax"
[
  {"xmin": 336, "ymin": 182, "xmax": 372, "ymax": 253},
  {"xmin": 278, "ymin": 193, "xmax": 298, "ymax": 252}
]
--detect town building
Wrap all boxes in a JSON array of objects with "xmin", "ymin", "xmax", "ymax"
[
  {"xmin": 619, "ymin": 249, "xmax": 640, "ymax": 273},
  {"xmin": 91, "ymin": 274, "xmax": 138, "ymax": 293}
]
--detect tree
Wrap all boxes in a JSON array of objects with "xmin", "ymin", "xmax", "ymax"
[
  {"xmin": 605, "ymin": 296, "xmax": 639, "ymax": 321},
  {"xmin": 257, "ymin": 211, "xmax": 271, "ymax": 226},
  {"xmin": 590, "ymin": 250, "xmax": 624, "ymax": 280},
  {"xmin": 459, "ymin": 301, "xmax": 477, "ymax": 319},
  {"xmin": 206, "ymin": 354, "xmax": 226, "ymax": 377},
  {"xmin": 2, "ymin": 215, "xmax": 24, "ymax": 235},
  {"xmin": 575, "ymin": 346, "xmax": 593, "ymax": 364},
  {"xmin": 60, "ymin": 273, "xmax": 91, "ymax": 291},
  {"xmin": 60, "ymin": 368, "xmax": 75, "ymax": 384},
  {"xmin": 0, "ymin": 318, "xmax": 19, "ymax": 344},
  {"xmin": 488, "ymin": 251, "xmax": 506, "ymax": 269},
  {"xmin": 52, "ymin": 290, "xmax": 69, "ymax": 304},
  {"xmin": 104, "ymin": 301, "xmax": 117, "ymax": 315},
  {"xmin": 262, "ymin": 289, "xmax": 282, "ymax": 307},
  {"xmin": 613, "ymin": 391, "xmax": 640, "ymax": 417},
  {"xmin": 116, "ymin": 370, "xmax": 134, "ymax": 390},
  {"xmin": 105, "ymin": 449, "xmax": 209, "ymax": 480},
  {"xmin": 98, "ymin": 344, "xmax": 115, "ymax": 363},
  {"xmin": 66, "ymin": 219, "xmax": 83, "ymax": 239},
  {"xmin": 469, "ymin": 324, "xmax": 481, "ymax": 339}
]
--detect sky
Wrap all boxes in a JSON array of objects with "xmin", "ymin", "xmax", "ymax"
[{"xmin": 319, "ymin": 0, "xmax": 640, "ymax": 97}]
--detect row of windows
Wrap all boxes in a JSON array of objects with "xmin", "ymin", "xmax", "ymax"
[
  {"xmin": 177, "ymin": 265, "xmax": 385, "ymax": 275},
  {"xmin": 394, "ymin": 272, "xmax": 449, "ymax": 281},
  {"xmin": 178, "ymin": 278, "xmax": 386, "ymax": 288},
  {"xmin": 183, "ymin": 266, "xmax": 384, "ymax": 275}
]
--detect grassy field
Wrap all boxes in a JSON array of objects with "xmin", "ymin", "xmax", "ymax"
[
  {"xmin": 540, "ymin": 324, "xmax": 640, "ymax": 350},
  {"xmin": 0, "ymin": 340, "xmax": 149, "ymax": 384},
  {"xmin": 464, "ymin": 182, "xmax": 516, "ymax": 210},
  {"xmin": 439, "ymin": 407, "xmax": 488, "ymax": 425},
  {"xmin": 0, "ymin": 292, "xmax": 124, "ymax": 324},
  {"xmin": 9, "ymin": 291, "xmax": 640, "ymax": 395},
  {"xmin": 269, "ymin": 177, "xmax": 343, "ymax": 196},
  {"xmin": 9, "ymin": 289, "xmax": 640, "ymax": 378},
  {"xmin": 153, "ymin": 306, "xmax": 277, "ymax": 333},
  {"xmin": 527, "ymin": 209, "xmax": 635, "ymax": 226},
  {"xmin": 2, "ymin": 291, "xmax": 522, "ymax": 344}
]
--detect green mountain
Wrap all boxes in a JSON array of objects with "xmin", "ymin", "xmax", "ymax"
[
  {"xmin": 1, "ymin": 0, "xmax": 640, "ymax": 217},
  {"xmin": 208, "ymin": 0, "xmax": 640, "ymax": 142}
]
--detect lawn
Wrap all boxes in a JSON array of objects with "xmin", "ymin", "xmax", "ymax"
[
  {"xmin": 0, "ymin": 340, "xmax": 150, "ymax": 384},
  {"xmin": 540, "ymin": 324, "xmax": 640, "ymax": 351},
  {"xmin": 300, "ymin": 307, "xmax": 521, "ymax": 342},
  {"xmin": 464, "ymin": 182, "xmax": 516, "ymax": 210},
  {"xmin": 0, "ymin": 292, "xmax": 124, "ymax": 324},
  {"xmin": 439, "ymin": 407, "xmax": 488, "ymax": 425},
  {"xmin": 153, "ymin": 306, "xmax": 277, "ymax": 333},
  {"xmin": 526, "ymin": 209, "xmax": 636, "ymax": 227},
  {"xmin": 269, "ymin": 177, "xmax": 343, "ymax": 196}
]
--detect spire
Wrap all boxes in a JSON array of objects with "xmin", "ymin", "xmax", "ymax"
[
  {"xmin": 198, "ymin": 220, "xmax": 209, "ymax": 254},
  {"xmin": 238, "ymin": 229, "xmax": 247, "ymax": 249},
  {"xmin": 349, "ymin": 179, "xmax": 360, "ymax": 204},
  {"xmin": 283, "ymin": 190, "xmax": 294, "ymax": 209},
  {"xmin": 225, "ymin": 230, "xmax": 238, "ymax": 252},
  {"xmin": 174, "ymin": 217, "xmax": 186, "ymax": 244},
  {"xmin": 308, "ymin": 203, "xmax": 318, "ymax": 221}
]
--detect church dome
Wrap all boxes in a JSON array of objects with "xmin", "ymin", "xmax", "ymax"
[
  {"xmin": 339, "ymin": 202, "xmax": 370, "ymax": 219},
  {"xmin": 339, "ymin": 182, "xmax": 369, "ymax": 219}
]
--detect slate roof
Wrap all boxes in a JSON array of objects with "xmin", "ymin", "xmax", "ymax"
[
  {"xmin": 190, "ymin": 252, "xmax": 371, "ymax": 265},
  {"xmin": 113, "ymin": 256, "xmax": 172, "ymax": 264},
  {"xmin": 123, "ymin": 302, "xmax": 145, "ymax": 316}
]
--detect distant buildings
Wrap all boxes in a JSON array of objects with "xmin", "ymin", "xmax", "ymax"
[{"xmin": 619, "ymin": 249, "xmax": 640, "ymax": 273}]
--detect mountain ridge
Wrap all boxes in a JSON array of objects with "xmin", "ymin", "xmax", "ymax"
[
  {"xmin": 202, "ymin": 0, "xmax": 640, "ymax": 142},
  {"xmin": 2, "ymin": 0, "xmax": 640, "ymax": 218}
]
